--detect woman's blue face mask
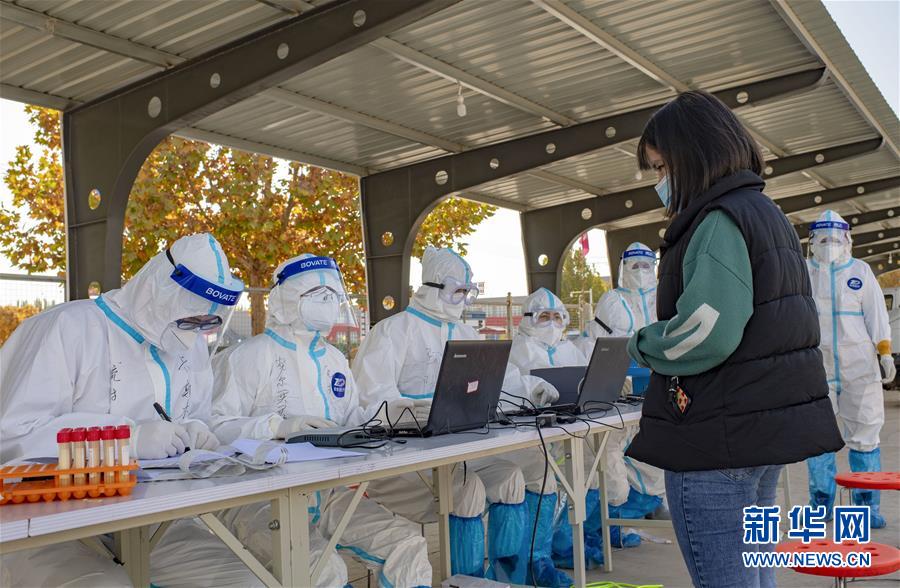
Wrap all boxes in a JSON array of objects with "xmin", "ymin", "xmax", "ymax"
[{"xmin": 655, "ymin": 175, "xmax": 670, "ymax": 208}]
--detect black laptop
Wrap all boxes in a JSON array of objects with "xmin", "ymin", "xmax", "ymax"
[
  {"xmin": 289, "ymin": 339, "xmax": 512, "ymax": 445},
  {"xmin": 528, "ymin": 337, "xmax": 631, "ymax": 414},
  {"xmin": 390, "ymin": 339, "xmax": 512, "ymax": 437}
]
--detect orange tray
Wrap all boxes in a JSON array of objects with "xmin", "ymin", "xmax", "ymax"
[{"xmin": 0, "ymin": 462, "xmax": 138, "ymax": 504}]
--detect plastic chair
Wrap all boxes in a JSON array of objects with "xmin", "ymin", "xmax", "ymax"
[
  {"xmin": 835, "ymin": 471, "xmax": 900, "ymax": 512},
  {"xmin": 776, "ymin": 540, "xmax": 900, "ymax": 588}
]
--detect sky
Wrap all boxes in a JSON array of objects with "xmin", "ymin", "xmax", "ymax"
[{"xmin": 1, "ymin": 0, "xmax": 897, "ymax": 299}]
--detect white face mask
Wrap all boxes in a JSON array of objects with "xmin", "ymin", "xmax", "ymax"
[
  {"xmin": 623, "ymin": 267, "xmax": 656, "ymax": 290},
  {"xmin": 534, "ymin": 325, "xmax": 563, "ymax": 348},
  {"xmin": 298, "ymin": 297, "xmax": 340, "ymax": 333},
  {"xmin": 812, "ymin": 241, "xmax": 846, "ymax": 265}
]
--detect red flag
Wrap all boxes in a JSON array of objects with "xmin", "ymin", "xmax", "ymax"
[{"xmin": 579, "ymin": 233, "xmax": 590, "ymax": 256}]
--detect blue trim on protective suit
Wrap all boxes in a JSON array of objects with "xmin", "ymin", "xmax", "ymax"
[
  {"xmin": 309, "ymin": 332, "xmax": 331, "ymax": 420},
  {"xmin": 148, "ymin": 345, "xmax": 172, "ymax": 414},
  {"xmin": 615, "ymin": 289, "xmax": 635, "ymax": 334},
  {"xmin": 547, "ymin": 346, "xmax": 557, "ymax": 366},
  {"xmin": 827, "ymin": 259, "xmax": 856, "ymax": 395},
  {"xmin": 337, "ymin": 543, "xmax": 385, "ymax": 564},
  {"xmin": 638, "ymin": 288, "xmax": 653, "ymax": 325},
  {"xmin": 264, "ymin": 328, "xmax": 297, "ymax": 351},
  {"xmin": 405, "ymin": 306, "xmax": 442, "ymax": 328},
  {"xmin": 449, "ymin": 513, "xmax": 485, "ymax": 577},
  {"xmin": 95, "ymin": 296, "xmax": 144, "ymax": 344},
  {"xmin": 96, "ymin": 296, "xmax": 171, "ymax": 412},
  {"xmin": 445, "ymin": 249, "xmax": 471, "ymax": 284},
  {"xmin": 207, "ymin": 234, "xmax": 225, "ymax": 315}
]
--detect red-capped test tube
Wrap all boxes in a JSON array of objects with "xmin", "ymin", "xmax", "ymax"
[
  {"xmin": 115, "ymin": 425, "xmax": 131, "ymax": 483},
  {"xmin": 100, "ymin": 426, "xmax": 117, "ymax": 486},
  {"xmin": 70, "ymin": 428, "xmax": 87, "ymax": 497},
  {"xmin": 86, "ymin": 427, "xmax": 101, "ymax": 490},
  {"xmin": 56, "ymin": 428, "xmax": 72, "ymax": 488}
]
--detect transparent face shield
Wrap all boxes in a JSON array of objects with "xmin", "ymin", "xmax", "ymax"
[
  {"xmin": 424, "ymin": 276, "xmax": 479, "ymax": 306},
  {"xmin": 273, "ymin": 256, "xmax": 359, "ymax": 336},
  {"xmin": 523, "ymin": 308, "xmax": 570, "ymax": 329},
  {"xmin": 809, "ymin": 220, "xmax": 850, "ymax": 264},
  {"xmin": 621, "ymin": 248, "xmax": 657, "ymax": 290}
]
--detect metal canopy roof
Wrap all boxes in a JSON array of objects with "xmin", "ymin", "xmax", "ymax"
[
  {"xmin": 3, "ymin": 0, "xmax": 896, "ymax": 205},
  {"xmin": 1, "ymin": 0, "xmax": 898, "ymax": 306}
]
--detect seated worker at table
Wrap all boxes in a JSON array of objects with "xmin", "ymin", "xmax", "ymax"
[
  {"xmin": 506, "ymin": 288, "xmax": 611, "ymax": 569},
  {"xmin": 0, "ymin": 234, "xmax": 271, "ymax": 587},
  {"xmin": 353, "ymin": 246, "xmax": 569, "ymax": 587},
  {"xmin": 211, "ymin": 254, "xmax": 432, "ymax": 588},
  {"xmin": 577, "ymin": 243, "xmax": 668, "ymax": 541}
]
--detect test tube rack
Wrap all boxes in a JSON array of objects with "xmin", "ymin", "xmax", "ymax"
[{"xmin": 0, "ymin": 461, "xmax": 138, "ymax": 504}]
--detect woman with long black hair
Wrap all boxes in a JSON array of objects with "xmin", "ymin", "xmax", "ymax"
[{"xmin": 625, "ymin": 91, "xmax": 843, "ymax": 587}]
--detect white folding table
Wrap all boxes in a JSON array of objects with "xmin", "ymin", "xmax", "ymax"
[{"xmin": 1, "ymin": 405, "xmax": 642, "ymax": 587}]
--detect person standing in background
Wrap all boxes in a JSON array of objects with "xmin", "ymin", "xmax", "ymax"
[
  {"xmin": 806, "ymin": 209, "xmax": 894, "ymax": 528},
  {"xmin": 625, "ymin": 91, "xmax": 843, "ymax": 588}
]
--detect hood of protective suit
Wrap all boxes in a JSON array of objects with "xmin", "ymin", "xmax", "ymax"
[
  {"xmin": 104, "ymin": 233, "xmax": 242, "ymax": 352},
  {"xmin": 267, "ymin": 253, "xmax": 346, "ymax": 335},
  {"xmin": 810, "ymin": 210, "xmax": 853, "ymax": 266},
  {"xmin": 618, "ymin": 242, "xmax": 657, "ymax": 291},
  {"xmin": 519, "ymin": 287, "xmax": 568, "ymax": 347},
  {"xmin": 410, "ymin": 246, "xmax": 472, "ymax": 322}
]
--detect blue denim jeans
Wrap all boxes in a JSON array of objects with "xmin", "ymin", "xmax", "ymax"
[{"xmin": 666, "ymin": 465, "xmax": 783, "ymax": 588}]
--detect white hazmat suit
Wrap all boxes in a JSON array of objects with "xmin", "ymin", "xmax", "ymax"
[
  {"xmin": 0, "ymin": 234, "xmax": 270, "ymax": 587},
  {"xmin": 806, "ymin": 210, "xmax": 893, "ymax": 528},
  {"xmin": 211, "ymin": 254, "xmax": 432, "ymax": 587},
  {"xmin": 353, "ymin": 247, "xmax": 564, "ymax": 585},
  {"xmin": 580, "ymin": 243, "xmax": 666, "ymax": 508}
]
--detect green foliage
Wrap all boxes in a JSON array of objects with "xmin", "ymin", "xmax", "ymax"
[
  {"xmin": 559, "ymin": 247, "xmax": 610, "ymax": 306},
  {"xmin": 1, "ymin": 106, "xmax": 496, "ymax": 334}
]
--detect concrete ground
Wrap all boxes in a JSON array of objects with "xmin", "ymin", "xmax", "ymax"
[{"xmin": 346, "ymin": 392, "xmax": 900, "ymax": 587}]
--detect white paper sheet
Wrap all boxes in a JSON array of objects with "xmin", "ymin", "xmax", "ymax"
[{"xmin": 231, "ymin": 438, "xmax": 361, "ymax": 463}]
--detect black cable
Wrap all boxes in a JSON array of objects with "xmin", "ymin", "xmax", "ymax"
[
  {"xmin": 500, "ymin": 392, "xmax": 538, "ymax": 411},
  {"xmin": 529, "ymin": 421, "xmax": 550, "ymax": 588}
]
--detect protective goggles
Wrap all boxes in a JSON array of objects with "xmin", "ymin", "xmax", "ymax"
[
  {"xmin": 523, "ymin": 308, "xmax": 569, "ymax": 328},
  {"xmin": 175, "ymin": 314, "xmax": 223, "ymax": 332},
  {"xmin": 424, "ymin": 276, "xmax": 479, "ymax": 306},
  {"xmin": 300, "ymin": 285, "xmax": 345, "ymax": 303},
  {"xmin": 167, "ymin": 250, "xmax": 243, "ymax": 306}
]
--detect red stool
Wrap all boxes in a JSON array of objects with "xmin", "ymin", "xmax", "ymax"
[
  {"xmin": 777, "ymin": 540, "xmax": 900, "ymax": 587},
  {"xmin": 835, "ymin": 471, "xmax": 900, "ymax": 492}
]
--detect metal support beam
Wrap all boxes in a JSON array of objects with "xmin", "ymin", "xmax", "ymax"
[
  {"xmin": 361, "ymin": 68, "xmax": 824, "ymax": 320},
  {"xmin": 772, "ymin": 0, "xmax": 900, "ymax": 160},
  {"xmin": 605, "ymin": 178, "xmax": 898, "ymax": 285},
  {"xmin": 870, "ymin": 255, "xmax": 900, "ymax": 276},
  {"xmin": 370, "ymin": 37, "xmax": 577, "ymax": 126},
  {"xmin": 852, "ymin": 226, "xmax": 900, "ymax": 247},
  {"xmin": 61, "ymin": 0, "xmax": 458, "ymax": 300},
  {"xmin": 857, "ymin": 239, "xmax": 900, "ymax": 260},
  {"xmin": 521, "ymin": 139, "xmax": 880, "ymax": 292},
  {"xmin": 1, "ymin": 2, "xmax": 184, "ymax": 68}
]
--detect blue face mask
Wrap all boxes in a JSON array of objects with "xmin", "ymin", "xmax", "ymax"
[{"xmin": 655, "ymin": 176, "xmax": 670, "ymax": 209}]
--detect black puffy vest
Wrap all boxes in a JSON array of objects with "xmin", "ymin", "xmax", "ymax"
[{"xmin": 626, "ymin": 171, "xmax": 843, "ymax": 471}]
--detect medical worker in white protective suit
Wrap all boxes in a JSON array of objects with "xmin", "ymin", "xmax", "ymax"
[
  {"xmin": 578, "ymin": 243, "xmax": 667, "ymax": 540},
  {"xmin": 806, "ymin": 210, "xmax": 894, "ymax": 528},
  {"xmin": 211, "ymin": 253, "xmax": 432, "ymax": 587},
  {"xmin": 507, "ymin": 287, "xmax": 608, "ymax": 571},
  {"xmin": 353, "ymin": 247, "xmax": 568, "ymax": 586},
  {"xmin": 0, "ymin": 234, "xmax": 271, "ymax": 587}
]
